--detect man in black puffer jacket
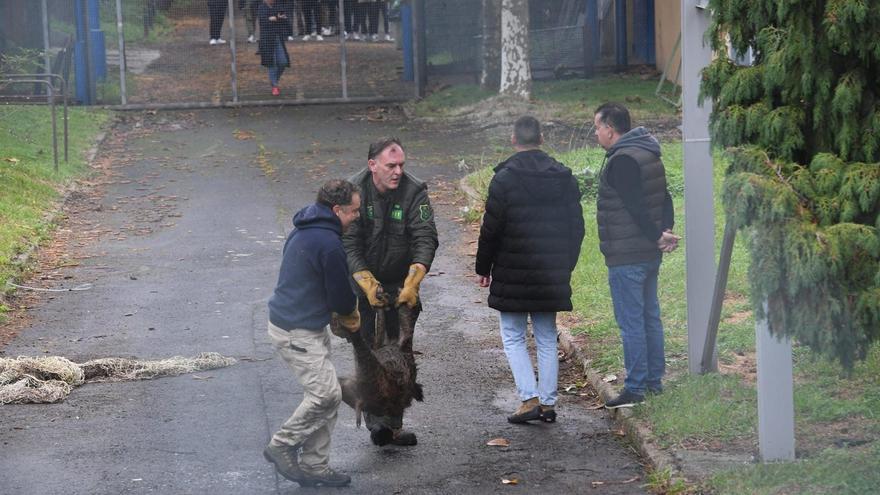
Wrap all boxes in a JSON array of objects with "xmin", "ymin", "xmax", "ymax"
[
  {"xmin": 593, "ymin": 102, "xmax": 680, "ymax": 410},
  {"xmin": 476, "ymin": 116, "xmax": 585, "ymax": 424}
]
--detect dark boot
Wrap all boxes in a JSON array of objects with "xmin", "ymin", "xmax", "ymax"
[
  {"xmin": 539, "ymin": 404, "xmax": 556, "ymax": 423},
  {"xmin": 263, "ymin": 442, "xmax": 308, "ymax": 485},
  {"xmin": 507, "ymin": 397, "xmax": 541, "ymax": 423},
  {"xmin": 300, "ymin": 467, "xmax": 352, "ymax": 487},
  {"xmin": 390, "ymin": 429, "xmax": 417, "ymax": 446},
  {"xmin": 369, "ymin": 425, "xmax": 393, "ymax": 446}
]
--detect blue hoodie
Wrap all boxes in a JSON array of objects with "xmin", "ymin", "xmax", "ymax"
[{"xmin": 268, "ymin": 203, "xmax": 357, "ymax": 331}]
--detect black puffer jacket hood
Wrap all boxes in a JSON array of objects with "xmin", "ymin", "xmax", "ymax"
[{"xmin": 495, "ymin": 149, "xmax": 574, "ymax": 201}]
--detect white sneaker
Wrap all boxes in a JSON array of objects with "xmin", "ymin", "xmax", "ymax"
[
  {"xmin": 247, "ymin": 34, "xmax": 255, "ymax": 43},
  {"xmin": 302, "ymin": 34, "xmax": 311, "ymax": 41},
  {"xmin": 370, "ymin": 34, "xmax": 379, "ymax": 42},
  {"xmin": 321, "ymin": 27, "xmax": 331, "ymax": 36},
  {"xmin": 216, "ymin": 38, "xmax": 227, "ymax": 44},
  {"xmin": 343, "ymin": 31, "xmax": 350, "ymax": 40},
  {"xmin": 315, "ymin": 34, "xmax": 324, "ymax": 41},
  {"xmin": 287, "ymin": 35, "xmax": 295, "ymax": 41},
  {"xmin": 384, "ymin": 34, "xmax": 394, "ymax": 42},
  {"xmin": 352, "ymin": 32, "xmax": 362, "ymax": 41},
  {"xmin": 209, "ymin": 38, "xmax": 218, "ymax": 45}
]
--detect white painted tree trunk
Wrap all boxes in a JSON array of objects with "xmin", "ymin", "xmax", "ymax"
[{"xmin": 499, "ymin": 0, "xmax": 530, "ymax": 99}]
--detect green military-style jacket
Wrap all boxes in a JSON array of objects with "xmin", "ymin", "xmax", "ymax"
[{"xmin": 343, "ymin": 169, "xmax": 439, "ymax": 285}]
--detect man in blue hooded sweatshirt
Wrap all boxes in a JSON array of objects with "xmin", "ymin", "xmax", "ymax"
[
  {"xmin": 594, "ymin": 103, "xmax": 681, "ymax": 410},
  {"xmin": 264, "ymin": 179, "xmax": 361, "ymax": 488}
]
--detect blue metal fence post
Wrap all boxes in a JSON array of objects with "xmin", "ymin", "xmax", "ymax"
[
  {"xmin": 584, "ymin": 0, "xmax": 598, "ymax": 77},
  {"xmin": 402, "ymin": 4, "xmax": 413, "ymax": 81},
  {"xmin": 646, "ymin": 0, "xmax": 655, "ymax": 65},
  {"xmin": 87, "ymin": 0, "xmax": 107, "ymax": 80},
  {"xmin": 74, "ymin": 0, "xmax": 91, "ymax": 103},
  {"xmin": 615, "ymin": 0, "xmax": 627, "ymax": 67}
]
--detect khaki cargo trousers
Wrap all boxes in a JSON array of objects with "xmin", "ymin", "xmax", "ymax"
[{"xmin": 267, "ymin": 322, "xmax": 342, "ymax": 473}]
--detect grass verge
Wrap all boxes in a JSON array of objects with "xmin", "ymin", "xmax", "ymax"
[
  {"xmin": 410, "ymin": 73, "xmax": 677, "ymax": 122},
  {"xmin": 463, "ymin": 139, "xmax": 880, "ymax": 493},
  {"xmin": 0, "ymin": 105, "xmax": 109, "ymax": 303}
]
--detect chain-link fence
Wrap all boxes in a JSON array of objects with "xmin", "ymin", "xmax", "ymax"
[{"xmin": 1, "ymin": 0, "xmax": 412, "ymax": 107}]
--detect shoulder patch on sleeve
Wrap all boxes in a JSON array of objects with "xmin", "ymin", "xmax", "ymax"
[{"xmin": 419, "ymin": 204, "xmax": 433, "ymax": 221}]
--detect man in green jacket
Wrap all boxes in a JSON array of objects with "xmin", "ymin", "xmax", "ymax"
[{"xmin": 343, "ymin": 137, "xmax": 439, "ymax": 447}]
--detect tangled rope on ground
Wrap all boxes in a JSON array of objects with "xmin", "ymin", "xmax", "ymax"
[{"xmin": 0, "ymin": 352, "xmax": 236, "ymax": 404}]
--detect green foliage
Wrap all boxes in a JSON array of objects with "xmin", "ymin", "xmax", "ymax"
[{"xmin": 704, "ymin": 0, "xmax": 880, "ymax": 368}]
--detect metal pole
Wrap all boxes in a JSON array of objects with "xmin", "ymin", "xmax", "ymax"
[
  {"xmin": 681, "ymin": 0, "xmax": 715, "ymax": 375},
  {"xmin": 700, "ymin": 219, "xmax": 736, "ymax": 373},
  {"xmin": 41, "ymin": 0, "xmax": 53, "ymax": 103},
  {"xmin": 614, "ymin": 0, "xmax": 627, "ymax": 67},
  {"xmin": 116, "ymin": 0, "xmax": 128, "ymax": 105},
  {"xmin": 339, "ymin": 0, "xmax": 348, "ymax": 99},
  {"xmin": 411, "ymin": 0, "xmax": 425, "ymax": 98},
  {"xmin": 228, "ymin": 0, "xmax": 238, "ymax": 103},
  {"xmin": 756, "ymin": 299, "xmax": 795, "ymax": 461}
]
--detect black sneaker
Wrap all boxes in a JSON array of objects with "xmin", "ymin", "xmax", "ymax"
[
  {"xmin": 604, "ymin": 390, "xmax": 645, "ymax": 409},
  {"xmin": 300, "ymin": 467, "xmax": 351, "ymax": 487},
  {"xmin": 390, "ymin": 429, "xmax": 418, "ymax": 446},
  {"xmin": 263, "ymin": 443, "xmax": 307, "ymax": 485},
  {"xmin": 539, "ymin": 405, "xmax": 557, "ymax": 423}
]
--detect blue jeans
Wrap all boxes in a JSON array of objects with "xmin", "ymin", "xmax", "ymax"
[
  {"xmin": 499, "ymin": 312, "xmax": 558, "ymax": 406},
  {"xmin": 608, "ymin": 258, "xmax": 665, "ymax": 395},
  {"xmin": 268, "ymin": 41, "xmax": 288, "ymax": 86}
]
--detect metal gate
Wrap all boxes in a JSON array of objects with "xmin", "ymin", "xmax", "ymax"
[{"xmin": 1, "ymin": 0, "xmax": 417, "ymax": 108}]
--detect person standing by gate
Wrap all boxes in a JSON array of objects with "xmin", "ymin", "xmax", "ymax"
[
  {"xmin": 343, "ymin": 137, "xmax": 439, "ymax": 447},
  {"xmin": 207, "ymin": 0, "xmax": 228, "ymax": 45},
  {"xmin": 475, "ymin": 116, "xmax": 585, "ymax": 424},
  {"xmin": 264, "ymin": 179, "xmax": 362, "ymax": 488},
  {"xmin": 593, "ymin": 102, "xmax": 680, "ymax": 409},
  {"xmin": 258, "ymin": 0, "xmax": 292, "ymax": 96}
]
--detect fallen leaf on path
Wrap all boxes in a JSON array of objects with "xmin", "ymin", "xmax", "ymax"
[
  {"xmin": 193, "ymin": 375, "xmax": 213, "ymax": 380},
  {"xmin": 233, "ymin": 130, "xmax": 255, "ymax": 140},
  {"xmin": 602, "ymin": 374, "xmax": 617, "ymax": 383},
  {"xmin": 501, "ymin": 478, "xmax": 518, "ymax": 485},
  {"xmin": 486, "ymin": 437, "xmax": 510, "ymax": 447}
]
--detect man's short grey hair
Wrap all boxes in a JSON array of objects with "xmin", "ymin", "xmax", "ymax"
[
  {"xmin": 514, "ymin": 115, "xmax": 542, "ymax": 146},
  {"xmin": 317, "ymin": 179, "xmax": 360, "ymax": 208}
]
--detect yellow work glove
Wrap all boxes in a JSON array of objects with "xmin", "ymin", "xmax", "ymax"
[
  {"xmin": 396, "ymin": 264, "xmax": 427, "ymax": 308},
  {"xmin": 353, "ymin": 270, "xmax": 386, "ymax": 308}
]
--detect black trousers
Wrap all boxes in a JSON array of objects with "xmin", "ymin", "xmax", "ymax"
[
  {"xmin": 207, "ymin": 0, "xmax": 227, "ymax": 39},
  {"xmin": 302, "ymin": 0, "xmax": 321, "ymax": 34}
]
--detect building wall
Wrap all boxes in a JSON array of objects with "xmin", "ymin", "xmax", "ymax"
[{"xmin": 654, "ymin": 0, "xmax": 681, "ymax": 82}]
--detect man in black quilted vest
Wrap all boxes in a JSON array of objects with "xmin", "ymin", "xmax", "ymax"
[
  {"xmin": 475, "ymin": 115, "xmax": 585, "ymax": 424},
  {"xmin": 594, "ymin": 102, "xmax": 681, "ymax": 409}
]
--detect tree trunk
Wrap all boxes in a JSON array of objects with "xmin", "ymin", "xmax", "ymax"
[
  {"xmin": 480, "ymin": 0, "xmax": 501, "ymax": 91},
  {"xmin": 499, "ymin": 0, "xmax": 531, "ymax": 99}
]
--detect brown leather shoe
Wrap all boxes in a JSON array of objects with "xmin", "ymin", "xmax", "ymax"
[{"xmin": 507, "ymin": 397, "xmax": 541, "ymax": 423}]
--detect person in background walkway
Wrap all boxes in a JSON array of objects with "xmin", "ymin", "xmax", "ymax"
[
  {"xmin": 475, "ymin": 116, "xmax": 585, "ymax": 424},
  {"xmin": 239, "ymin": 0, "xmax": 260, "ymax": 43},
  {"xmin": 593, "ymin": 102, "xmax": 680, "ymax": 410},
  {"xmin": 207, "ymin": 0, "xmax": 228, "ymax": 45},
  {"xmin": 343, "ymin": 0, "xmax": 363, "ymax": 40},
  {"xmin": 264, "ymin": 179, "xmax": 362, "ymax": 488},
  {"xmin": 301, "ymin": 0, "xmax": 323, "ymax": 40},
  {"xmin": 361, "ymin": 0, "xmax": 380, "ymax": 41},
  {"xmin": 320, "ymin": 0, "xmax": 338, "ymax": 36},
  {"xmin": 258, "ymin": 0, "xmax": 291, "ymax": 96},
  {"xmin": 378, "ymin": 0, "xmax": 393, "ymax": 41},
  {"xmin": 278, "ymin": 0, "xmax": 296, "ymax": 41}
]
